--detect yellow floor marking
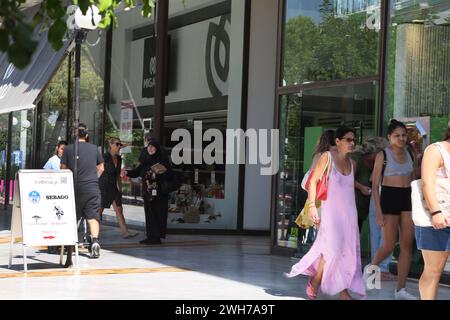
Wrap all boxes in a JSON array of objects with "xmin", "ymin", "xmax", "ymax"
[
  {"xmin": 0, "ymin": 266, "xmax": 190, "ymax": 279},
  {"xmin": 102, "ymin": 240, "xmax": 211, "ymax": 249}
]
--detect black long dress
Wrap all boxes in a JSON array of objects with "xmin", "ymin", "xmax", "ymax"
[
  {"xmin": 127, "ymin": 140, "xmax": 172, "ymax": 240},
  {"xmin": 99, "ymin": 152, "xmax": 122, "ymax": 208}
]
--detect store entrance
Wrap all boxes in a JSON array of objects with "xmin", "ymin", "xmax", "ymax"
[{"xmin": 276, "ymin": 81, "xmax": 377, "ymax": 254}]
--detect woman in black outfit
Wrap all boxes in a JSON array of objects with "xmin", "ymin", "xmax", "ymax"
[
  {"xmin": 99, "ymin": 138, "xmax": 138, "ymax": 239},
  {"xmin": 124, "ymin": 137, "xmax": 172, "ymax": 244}
]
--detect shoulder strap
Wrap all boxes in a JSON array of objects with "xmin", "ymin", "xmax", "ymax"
[
  {"xmin": 320, "ymin": 151, "xmax": 332, "ymax": 179},
  {"xmin": 406, "ymin": 145, "xmax": 415, "ymax": 163},
  {"xmin": 380, "ymin": 149, "xmax": 387, "ymax": 185},
  {"xmin": 381, "ymin": 149, "xmax": 387, "ymax": 177}
]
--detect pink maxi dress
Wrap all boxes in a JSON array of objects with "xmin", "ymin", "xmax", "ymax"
[{"xmin": 286, "ymin": 156, "xmax": 366, "ymax": 299}]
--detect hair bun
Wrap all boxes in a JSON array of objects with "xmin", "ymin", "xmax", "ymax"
[{"xmin": 390, "ymin": 119, "xmax": 398, "ymax": 125}]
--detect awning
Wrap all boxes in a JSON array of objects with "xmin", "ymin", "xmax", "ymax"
[{"xmin": 0, "ymin": 24, "xmax": 71, "ymax": 115}]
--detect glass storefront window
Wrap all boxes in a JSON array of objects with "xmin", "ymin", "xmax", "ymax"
[
  {"xmin": 10, "ymin": 109, "xmax": 34, "ymax": 201},
  {"xmin": 0, "ymin": 114, "xmax": 8, "ymax": 206},
  {"xmin": 37, "ymin": 56, "xmax": 71, "ymax": 168},
  {"xmin": 108, "ymin": 0, "xmax": 245, "ymax": 229},
  {"xmin": 79, "ymin": 34, "xmax": 105, "ymax": 146},
  {"xmin": 276, "ymin": 82, "xmax": 377, "ymax": 249},
  {"xmin": 281, "ymin": 0, "xmax": 381, "ymax": 86},
  {"xmin": 385, "ymin": 0, "xmax": 450, "ymax": 147}
]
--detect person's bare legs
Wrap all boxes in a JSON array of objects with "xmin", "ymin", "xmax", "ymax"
[
  {"xmin": 419, "ymin": 250, "xmax": 449, "ymax": 300},
  {"xmin": 371, "ymin": 215, "xmax": 399, "ymax": 266},
  {"xmin": 310, "ymin": 255, "xmax": 325, "ymax": 291},
  {"xmin": 339, "ymin": 290, "xmax": 353, "ymax": 300},
  {"xmin": 397, "ymin": 212, "xmax": 414, "ymax": 290},
  {"xmin": 88, "ymin": 218, "xmax": 99, "ymax": 239},
  {"xmin": 112, "ymin": 201, "xmax": 130, "ymax": 237}
]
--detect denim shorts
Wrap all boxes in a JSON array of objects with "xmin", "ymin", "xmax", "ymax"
[{"xmin": 415, "ymin": 226, "xmax": 450, "ymax": 252}]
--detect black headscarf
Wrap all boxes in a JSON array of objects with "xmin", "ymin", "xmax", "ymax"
[{"xmin": 129, "ymin": 138, "xmax": 172, "ymax": 180}]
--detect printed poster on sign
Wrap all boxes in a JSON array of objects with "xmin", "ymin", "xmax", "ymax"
[
  {"xmin": 120, "ymin": 100, "xmax": 133, "ymax": 153},
  {"xmin": 18, "ymin": 170, "xmax": 78, "ymax": 247}
]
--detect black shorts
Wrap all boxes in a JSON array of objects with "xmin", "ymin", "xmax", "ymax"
[
  {"xmin": 380, "ymin": 186, "xmax": 412, "ymax": 215},
  {"xmin": 76, "ymin": 191, "xmax": 101, "ymax": 220}
]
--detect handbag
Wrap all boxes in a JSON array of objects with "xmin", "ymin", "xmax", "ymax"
[
  {"xmin": 412, "ymin": 143, "xmax": 450, "ymax": 227},
  {"xmin": 304, "ymin": 152, "xmax": 331, "ymax": 201},
  {"xmin": 295, "ymin": 199, "xmax": 321, "ymax": 229},
  {"xmin": 300, "ymin": 170, "xmax": 310, "ymax": 191}
]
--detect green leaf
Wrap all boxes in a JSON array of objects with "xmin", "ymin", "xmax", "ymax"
[
  {"xmin": 0, "ymin": 30, "xmax": 8, "ymax": 52},
  {"xmin": 78, "ymin": 0, "xmax": 92, "ymax": 15},
  {"xmin": 48, "ymin": 19, "xmax": 67, "ymax": 51},
  {"xmin": 98, "ymin": 12, "xmax": 112, "ymax": 29},
  {"xmin": 46, "ymin": 0, "xmax": 66, "ymax": 19},
  {"xmin": 12, "ymin": 23, "xmax": 34, "ymax": 50},
  {"xmin": 141, "ymin": 3, "xmax": 153, "ymax": 18},
  {"xmin": 8, "ymin": 43, "xmax": 31, "ymax": 69},
  {"xmin": 98, "ymin": 0, "xmax": 113, "ymax": 12}
]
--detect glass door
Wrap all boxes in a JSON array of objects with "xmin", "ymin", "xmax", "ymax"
[{"xmin": 276, "ymin": 81, "xmax": 378, "ymax": 252}]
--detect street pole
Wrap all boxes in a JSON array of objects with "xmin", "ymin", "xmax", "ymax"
[
  {"xmin": 154, "ymin": 0, "xmax": 169, "ymax": 143},
  {"xmin": 73, "ymin": 30, "xmax": 84, "ymax": 187},
  {"xmin": 4, "ymin": 112, "xmax": 13, "ymax": 211}
]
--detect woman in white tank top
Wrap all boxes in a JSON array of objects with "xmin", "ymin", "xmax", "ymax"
[{"xmin": 416, "ymin": 127, "xmax": 450, "ymax": 300}]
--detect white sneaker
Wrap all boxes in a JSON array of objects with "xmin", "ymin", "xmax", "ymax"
[{"xmin": 394, "ymin": 288, "xmax": 418, "ymax": 300}]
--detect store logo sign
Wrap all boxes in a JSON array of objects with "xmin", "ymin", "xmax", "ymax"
[
  {"xmin": 142, "ymin": 36, "xmax": 170, "ymax": 98},
  {"xmin": 28, "ymin": 191, "xmax": 41, "ymax": 204},
  {"xmin": 205, "ymin": 15, "xmax": 230, "ymax": 97},
  {"xmin": 171, "ymin": 121, "xmax": 279, "ymax": 176}
]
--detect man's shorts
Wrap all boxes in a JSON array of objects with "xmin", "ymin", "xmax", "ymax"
[{"xmin": 76, "ymin": 191, "xmax": 101, "ymax": 220}]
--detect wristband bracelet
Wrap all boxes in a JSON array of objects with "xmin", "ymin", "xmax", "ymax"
[{"xmin": 430, "ymin": 210, "xmax": 442, "ymax": 216}]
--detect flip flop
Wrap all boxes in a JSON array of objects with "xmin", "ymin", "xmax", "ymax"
[{"xmin": 123, "ymin": 232, "xmax": 139, "ymax": 239}]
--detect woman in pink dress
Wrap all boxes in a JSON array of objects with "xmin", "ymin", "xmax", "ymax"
[{"xmin": 285, "ymin": 127, "xmax": 366, "ymax": 300}]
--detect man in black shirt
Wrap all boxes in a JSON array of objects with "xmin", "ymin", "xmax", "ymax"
[{"xmin": 61, "ymin": 123, "xmax": 104, "ymax": 268}]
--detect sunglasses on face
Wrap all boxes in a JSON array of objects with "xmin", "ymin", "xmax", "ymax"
[
  {"xmin": 342, "ymin": 137, "xmax": 356, "ymax": 143},
  {"xmin": 112, "ymin": 142, "xmax": 122, "ymax": 147}
]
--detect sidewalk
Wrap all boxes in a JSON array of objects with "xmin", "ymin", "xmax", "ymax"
[
  {"xmin": 0, "ymin": 206, "xmax": 448, "ymax": 300},
  {"xmin": 0, "ymin": 222, "xmax": 449, "ymax": 300}
]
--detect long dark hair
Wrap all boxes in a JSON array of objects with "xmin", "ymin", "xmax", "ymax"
[
  {"xmin": 335, "ymin": 126, "xmax": 356, "ymax": 140},
  {"xmin": 313, "ymin": 130, "xmax": 336, "ymax": 156},
  {"xmin": 443, "ymin": 127, "xmax": 450, "ymax": 141},
  {"xmin": 387, "ymin": 119, "xmax": 407, "ymax": 135}
]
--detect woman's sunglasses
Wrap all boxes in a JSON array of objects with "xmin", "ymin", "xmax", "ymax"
[
  {"xmin": 342, "ymin": 137, "xmax": 356, "ymax": 143},
  {"xmin": 112, "ymin": 142, "xmax": 122, "ymax": 147}
]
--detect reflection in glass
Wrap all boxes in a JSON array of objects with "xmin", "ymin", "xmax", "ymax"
[
  {"xmin": 0, "ymin": 114, "xmax": 8, "ymax": 205},
  {"xmin": 276, "ymin": 82, "xmax": 377, "ymax": 249},
  {"xmin": 37, "ymin": 56, "xmax": 70, "ymax": 168},
  {"xmin": 385, "ymin": 0, "xmax": 450, "ymax": 141},
  {"xmin": 10, "ymin": 109, "xmax": 34, "ymax": 201},
  {"xmin": 79, "ymin": 40, "xmax": 105, "ymax": 146},
  {"xmin": 282, "ymin": 0, "xmax": 380, "ymax": 86}
]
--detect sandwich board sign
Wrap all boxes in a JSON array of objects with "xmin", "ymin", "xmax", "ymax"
[{"xmin": 9, "ymin": 169, "xmax": 79, "ymax": 271}]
